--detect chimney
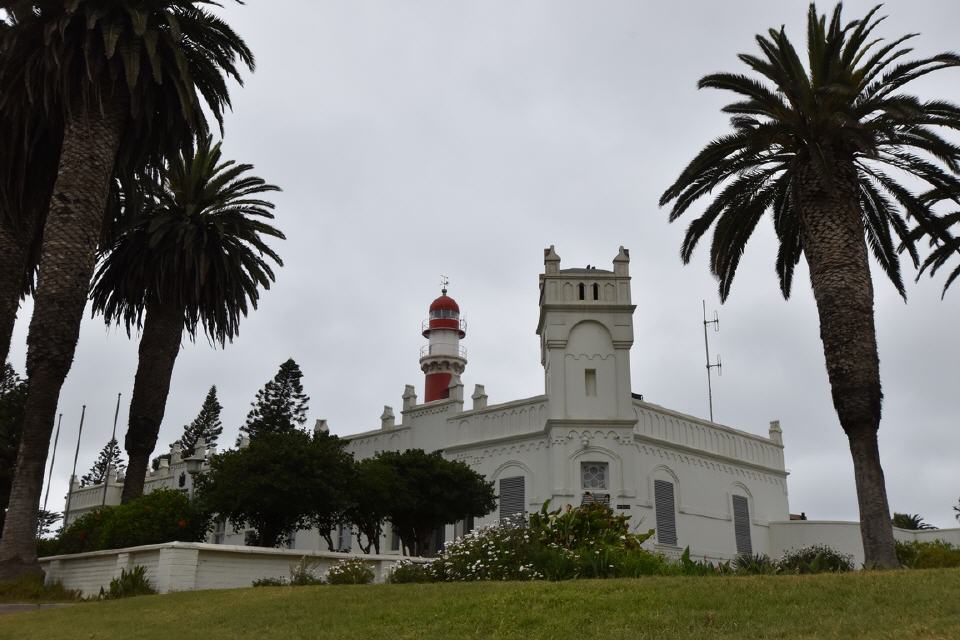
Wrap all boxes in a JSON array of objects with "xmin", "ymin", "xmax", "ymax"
[
  {"xmin": 768, "ymin": 420, "xmax": 783, "ymax": 445},
  {"xmin": 314, "ymin": 419, "xmax": 329, "ymax": 436},
  {"xmin": 380, "ymin": 406, "xmax": 395, "ymax": 430},
  {"xmin": 402, "ymin": 385, "xmax": 418, "ymax": 410},
  {"xmin": 472, "ymin": 384, "xmax": 488, "ymax": 410}
]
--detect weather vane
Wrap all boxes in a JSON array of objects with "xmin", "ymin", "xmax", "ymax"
[{"xmin": 440, "ymin": 275, "xmax": 449, "ymax": 295}]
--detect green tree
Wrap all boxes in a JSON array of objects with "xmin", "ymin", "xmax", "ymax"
[
  {"xmin": 80, "ymin": 439, "xmax": 126, "ymax": 488},
  {"xmin": 346, "ymin": 458, "xmax": 395, "ymax": 554},
  {"xmin": 179, "ymin": 386, "xmax": 224, "ymax": 458},
  {"xmin": 91, "ymin": 137, "xmax": 283, "ymax": 502},
  {"xmin": 0, "ymin": 0, "xmax": 254, "ymax": 579},
  {"xmin": 239, "ymin": 359, "xmax": 309, "ymax": 441},
  {"xmin": 659, "ymin": 3, "xmax": 960, "ymax": 568},
  {"xmin": 374, "ymin": 449, "xmax": 496, "ymax": 556},
  {"xmin": 196, "ymin": 430, "xmax": 354, "ymax": 548},
  {"xmin": 892, "ymin": 513, "xmax": 936, "ymax": 531},
  {"xmin": 0, "ymin": 364, "xmax": 28, "ymax": 533},
  {"xmin": 35, "ymin": 510, "xmax": 60, "ymax": 539}
]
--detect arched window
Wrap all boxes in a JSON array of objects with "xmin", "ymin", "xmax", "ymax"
[
  {"xmin": 592, "ymin": 283, "xmax": 599, "ymax": 300},
  {"xmin": 578, "ymin": 283, "xmax": 585, "ymax": 300}
]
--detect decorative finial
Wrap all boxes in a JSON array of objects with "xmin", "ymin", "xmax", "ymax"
[{"xmin": 440, "ymin": 274, "xmax": 450, "ymax": 295}]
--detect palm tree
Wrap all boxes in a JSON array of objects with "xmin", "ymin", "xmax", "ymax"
[
  {"xmin": 0, "ymin": 113, "xmax": 61, "ymax": 368},
  {"xmin": 0, "ymin": 24, "xmax": 63, "ymax": 366},
  {"xmin": 659, "ymin": 4, "xmax": 960, "ymax": 568},
  {"xmin": 913, "ymin": 210, "xmax": 960, "ymax": 295},
  {"xmin": 92, "ymin": 137, "xmax": 283, "ymax": 502},
  {"xmin": 0, "ymin": 0, "xmax": 253, "ymax": 579},
  {"xmin": 891, "ymin": 513, "xmax": 936, "ymax": 531}
]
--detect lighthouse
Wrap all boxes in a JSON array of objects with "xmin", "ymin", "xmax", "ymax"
[{"xmin": 420, "ymin": 281, "xmax": 467, "ymax": 402}]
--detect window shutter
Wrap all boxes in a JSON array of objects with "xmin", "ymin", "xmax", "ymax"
[
  {"xmin": 732, "ymin": 495, "xmax": 752, "ymax": 555},
  {"xmin": 499, "ymin": 476, "xmax": 526, "ymax": 521},
  {"xmin": 338, "ymin": 525, "xmax": 352, "ymax": 552},
  {"xmin": 654, "ymin": 480, "xmax": 678, "ymax": 546}
]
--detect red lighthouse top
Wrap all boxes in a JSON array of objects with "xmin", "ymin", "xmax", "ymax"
[
  {"xmin": 429, "ymin": 293, "xmax": 460, "ymax": 314},
  {"xmin": 423, "ymin": 287, "xmax": 466, "ymax": 338}
]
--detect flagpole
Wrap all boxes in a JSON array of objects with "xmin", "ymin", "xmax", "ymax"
[
  {"xmin": 64, "ymin": 405, "xmax": 86, "ymax": 525},
  {"xmin": 42, "ymin": 413, "xmax": 63, "ymax": 513},
  {"xmin": 101, "ymin": 393, "xmax": 121, "ymax": 507}
]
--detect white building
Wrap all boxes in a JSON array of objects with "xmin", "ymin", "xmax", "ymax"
[
  {"xmin": 64, "ymin": 245, "xmax": 960, "ymax": 566},
  {"xmin": 335, "ymin": 245, "xmax": 789, "ymax": 560}
]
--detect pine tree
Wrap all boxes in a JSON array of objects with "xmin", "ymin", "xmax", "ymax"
[
  {"xmin": 179, "ymin": 386, "xmax": 224, "ymax": 457},
  {"xmin": 80, "ymin": 438, "xmax": 126, "ymax": 487},
  {"xmin": 239, "ymin": 359, "xmax": 309, "ymax": 441}
]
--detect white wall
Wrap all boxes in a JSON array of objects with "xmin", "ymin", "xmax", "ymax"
[
  {"xmin": 40, "ymin": 542, "xmax": 428, "ymax": 596},
  {"xmin": 768, "ymin": 521, "xmax": 960, "ymax": 567}
]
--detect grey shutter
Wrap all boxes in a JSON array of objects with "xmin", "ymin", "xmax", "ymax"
[
  {"xmin": 654, "ymin": 480, "xmax": 678, "ymax": 546},
  {"xmin": 732, "ymin": 495, "xmax": 752, "ymax": 555},
  {"xmin": 499, "ymin": 476, "xmax": 525, "ymax": 521},
  {"xmin": 338, "ymin": 525, "xmax": 352, "ymax": 552}
]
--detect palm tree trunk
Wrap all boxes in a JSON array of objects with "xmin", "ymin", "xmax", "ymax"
[
  {"xmin": 0, "ymin": 97, "xmax": 125, "ymax": 580},
  {"xmin": 0, "ymin": 224, "xmax": 28, "ymax": 367},
  {"xmin": 795, "ymin": 158, "xmax": 899, "ymax": 569},
  {"xmin": 121, "ymin": 302, "xmax": 184, "ymax": 503}
]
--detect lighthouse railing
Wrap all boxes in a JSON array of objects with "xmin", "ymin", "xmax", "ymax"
[
  {"xmin": 421, "ymin": 318, "xmax": 467, "ymax": 333},
  {"xmin": 419, "ymin": 344, "xmax": 468, "ymax": 359}
]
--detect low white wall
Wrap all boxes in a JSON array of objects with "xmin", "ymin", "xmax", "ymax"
[
  {"xmin": 768, "ymin": 521, "xmax": 960, "ymax": 568},
  {"xmin": 40, "ymin": 542, "xmax": 427, "ymax": 596}
]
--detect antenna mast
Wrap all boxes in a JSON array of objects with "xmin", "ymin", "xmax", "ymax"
[{"xmin": 702, "ymin": 300, "xmax": 722, "ymax": 422}]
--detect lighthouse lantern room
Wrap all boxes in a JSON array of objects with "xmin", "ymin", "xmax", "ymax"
[{"xmin": 419, "ymin": 280, "xmax": 467, "ymax": 402}]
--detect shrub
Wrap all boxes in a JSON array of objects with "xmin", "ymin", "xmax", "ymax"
[
  {"xmin": 252, "ymin": 576, "xmax": 287, "ymax": 587},
  {"xmin": 674, "ymin": 547, "xmax": 731, "ymax": 576},
  {"xmin": 326, "ymin": 558, "xmax": 375, "ymax": 585},
  {"xmin": 432, "ymin": 516, "xmax": 543, "ymax": 582},
  {"xmin": 895, "ymin": 540, "xmax": 960, "ymax": 569},
  {"xmin": 733, "ymin": 553, "xmax": 778, "ymax": 575},
  {"xmin": 778, "ymin": 545, "xmax": 854, "ymax": 574},
  {"xmin": 387, "ymin": 559, "xmax": 435, "ymax": 584},
  {"xmin": 100, "ymin": 566, "xmax": 156, "ymax": 600},
  {"xmin": 55, "ymin": 489, "xmax": 211, "ymax": 554},
  {"xmin": 289, "ymin": 557, "xmax": 324, "ymax": 585},
  {"xmin": 529, "ymin": 501, "xmax": 654, "ymax": 550},
  {"xmin": 0, "ymin": 574, "xmax": 81, "ymax": 602},
  {"xmin": 432, "ymin": 506, "xmax": 668, "ymax": 582}
]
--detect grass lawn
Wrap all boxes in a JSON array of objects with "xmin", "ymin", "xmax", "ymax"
[{"xmin": 1, "ymin": 569, "xmax": 958, "ymax": 640}]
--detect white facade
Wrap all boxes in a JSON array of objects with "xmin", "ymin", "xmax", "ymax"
[{"xmin": 340, "ymin": 246, "xmax": 791, "ymax": 561}]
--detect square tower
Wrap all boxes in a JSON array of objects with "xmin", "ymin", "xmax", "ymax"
[{"xmin": 536, "ymin": 246, "xmax": 636, "ymax": 421}]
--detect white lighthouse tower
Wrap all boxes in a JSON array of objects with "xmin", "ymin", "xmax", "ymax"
[{"xmin": 419, "ymin": 280, "xmax": 467, "ymax": 402}]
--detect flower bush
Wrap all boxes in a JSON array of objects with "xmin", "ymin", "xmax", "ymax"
[
  {"xmin": 326, "ymin": 558, "xmax": 375, "ymax": 585},
  {"xmin": 386, "ymin": 559, "xmax": 435, "ymax": 584},
  {"xmin": 430, "ymin": 503, "xmax": 669, "ymax": 582}
]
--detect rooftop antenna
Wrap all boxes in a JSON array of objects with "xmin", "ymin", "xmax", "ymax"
[
  {"xmin": 440, "ymin": 275, "xmax": 449, "ymax": 295},
  {"xmin": 702, "ymin": 300, "xmax": 722, "ymax": 422}
]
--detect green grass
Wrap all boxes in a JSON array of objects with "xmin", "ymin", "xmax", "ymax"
[
  {"xmin": 2, "ymin": 569, "xmax": 959, "ymax": 639},
  {"xmin": 0, "ymin": 574, "xmax": 81, "ymax": 604}
]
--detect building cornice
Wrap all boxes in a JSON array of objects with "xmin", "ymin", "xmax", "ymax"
[
  {"xmin": 632, "ymin": 432, "xmax": 788, "ymax": 477},
  {"xmin": 634, "ymin": 399, "xmax": 782, "ymax": 448}
]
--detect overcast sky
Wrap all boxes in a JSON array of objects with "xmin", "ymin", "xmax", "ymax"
[{"xmin": 8, "ymin": 0, "xmax": 960, "ymax": 527}]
